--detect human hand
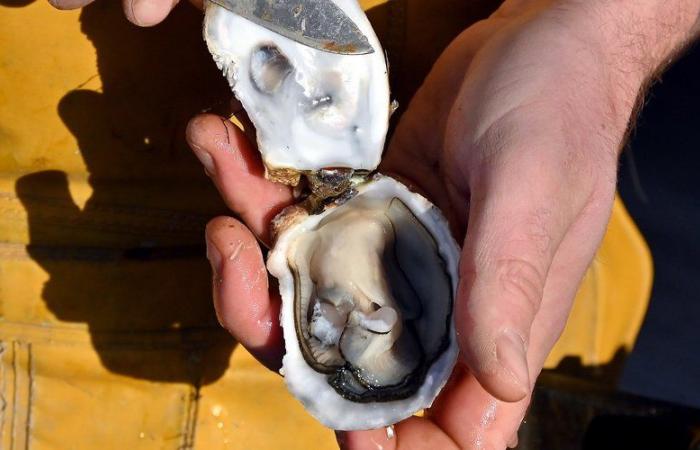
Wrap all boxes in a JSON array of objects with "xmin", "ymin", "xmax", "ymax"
[
  {"xmin": 48, "ymin": 0, "xmax": 200, "ymax": 27},
  {"xmin": 187, "ymin": 0, "xmax": 699, "ymax": 448}
]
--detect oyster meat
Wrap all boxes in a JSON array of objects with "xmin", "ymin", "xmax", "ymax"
[{"xmin": 203, "ymin": 0, "xmax": 460, "ymax": 431}]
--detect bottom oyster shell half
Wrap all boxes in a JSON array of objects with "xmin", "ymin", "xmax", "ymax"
[{"xmin": 268, "ymin": 175, "xmax": 459, "ymax": 430}]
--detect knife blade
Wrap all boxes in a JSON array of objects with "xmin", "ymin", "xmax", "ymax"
[{"xmin": 207, "ymin": 0, "xmax": 374, "ymax": 55}]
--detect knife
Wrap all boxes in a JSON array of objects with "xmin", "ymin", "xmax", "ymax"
[{"xmin": 207, "ymin": 0, "xmax": 375, "ymax": 55}]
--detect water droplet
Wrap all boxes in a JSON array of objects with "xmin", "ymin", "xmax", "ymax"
[{"xmin": 390, "ymin": 100, "xmax": 399, "ymax": 115}]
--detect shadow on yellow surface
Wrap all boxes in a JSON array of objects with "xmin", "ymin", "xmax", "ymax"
[
  {"xmin": 0, "ymin": 0, "xmax": 33, "ymax": 8},
  {"xmin": 16, "ymin": 169, "xmax": 237, "ymax": 383},
  {"xmin": 10, "ymin": 0, "xmax": 238, "ymax": 384}
]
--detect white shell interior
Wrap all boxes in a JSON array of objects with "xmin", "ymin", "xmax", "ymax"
[
  {"xmin": 204, "ymin": 0, "xmax": 391, "ymax": 172},
  {"xmin": 268, "ymin": 176, "xmax": 460, "ymax": 430}
]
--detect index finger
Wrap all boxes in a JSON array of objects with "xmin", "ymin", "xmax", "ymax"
[{"xmin": 187, "ymin": 113, "xmax": 295, "ymax": 245}]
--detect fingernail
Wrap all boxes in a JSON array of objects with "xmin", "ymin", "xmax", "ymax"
[
  {"xmin": 130, "ymin": 0, "xmax": 153, "ymax": 26},
  {"xmin": 129, "ymin": 0, "xmax": 176, "ymax": 26},
  {"xmin": 206, "ymin": 236, "xmax": 222, "ymax": 277},
  {"xmin": 193, "ymin": 148, "xmax": 215, "ymax": 176},
  {"xmin": 496, "ymin": 330, "xmax": 530, "ymax": 395}
]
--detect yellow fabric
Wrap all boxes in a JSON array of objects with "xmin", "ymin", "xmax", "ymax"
[
  {"xmin": 0, "ymin": 0, "xmax": 651, "ymax": 448},
  {"xmin": 544, "ymin": 197, "xmax": 653, "ymax": 369}
]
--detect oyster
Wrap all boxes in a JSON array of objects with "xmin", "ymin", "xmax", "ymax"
[
  {"xmin": 203, "ymin": 0, "xmax": 460, "ymax": 431},
  {"xmin": 269, "ymin": 176, "xmax": 459, "ymax": 430}
]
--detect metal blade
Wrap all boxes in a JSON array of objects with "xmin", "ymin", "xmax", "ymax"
[{"xmin": 207, "ymin": 0, "xmax": 374, "ymax": 55}]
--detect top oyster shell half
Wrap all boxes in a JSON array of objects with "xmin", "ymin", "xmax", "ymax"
[{"xmin": 204, "ymin": 0, "xmax": 391, "ymax": 176}]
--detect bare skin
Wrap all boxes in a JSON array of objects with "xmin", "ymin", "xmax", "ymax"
[
  {"xmin": 49, "ymin": 0, "xmax": 202, "ymax": 26},
  {"xmin": 50, "ymin": 0, "xmax": 700, "ymax": 448}
]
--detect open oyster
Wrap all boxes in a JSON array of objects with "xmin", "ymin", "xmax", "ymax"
[
  {"xmin": 269, "ymin": 176, "xmax": 459, "ymax": 430},
  {"xmin": 203, "ymin": 0, "xmax": 460, "ymax": 431}
]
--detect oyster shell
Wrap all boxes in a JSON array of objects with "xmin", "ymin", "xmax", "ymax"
[
  {"xmin": 269, "ymin": 176, "xmax": 459, "ymax": 430},
  {"xmin": 204, "ymin": 0, "xmax": 391, "ymax": 182},
  {"xmin": 203, "ymin": 0, "xmax": 460, "ymax": 431}
]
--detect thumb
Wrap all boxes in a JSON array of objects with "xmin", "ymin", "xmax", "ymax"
[{"xmin": 455, "ymin": 143, "xmax": 588, "ymax": 403}]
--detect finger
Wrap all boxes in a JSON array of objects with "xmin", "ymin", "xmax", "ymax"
[
  {"xmin": 338, "ymin": 370, "xmax": 527, "ymax": 450},
  {"xmin": 338, "ymin": 416, "xmax": 458, "ymax": 450},
  {"xmin": 123, "ymin": 0, "xmax": 179, "ymax": 27},
  {"xmin": 205, "ymin": 216, "xmax": 284, "ymax": 370},
  {"xmin": 430, "ymin": 239, "xmax": 599, "ymax": 448},
  {"xmin": 426, "ymin": 182, "xmax": 615, "ymax": 448},
  {"xmin": 429, "ymin": 272, "xmax": 567, "ymax": 450},
  {"xmin": 453, "ymin": 112, "xmax": 602, "ymax": 402},
  {"xmin": 428, "ymin": 365, "xmax": 528, "ymax": 450},
  {"xmin": 48, "ymin": 0, "xmax": 96, "ymax": 9},
  {"xmin": 187, "ymin": 114, "xmax": 294, "ymax": 245},
  {"xmin": 341, "ymin": 206, "xmax": 614, "ymax": 450}
]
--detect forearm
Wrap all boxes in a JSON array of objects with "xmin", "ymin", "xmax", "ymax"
[
  {"xmin": 565, "ymin": 0, "xmax": 700, "ymax": 97},
  {"xmin": 527, "ymin": 0, "xmax": 700, "ymax": 152}
]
